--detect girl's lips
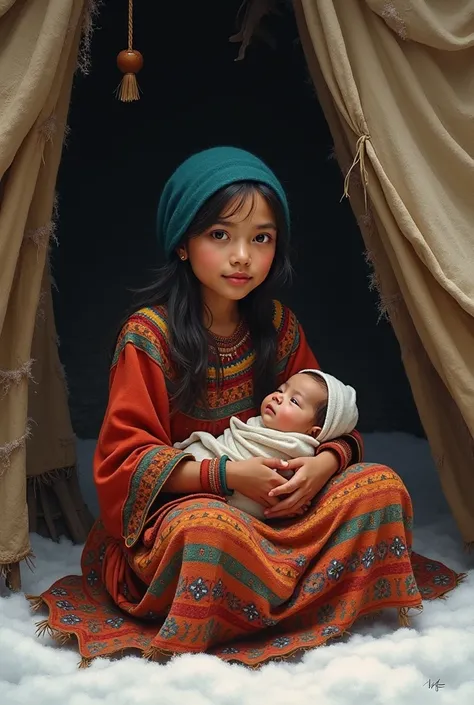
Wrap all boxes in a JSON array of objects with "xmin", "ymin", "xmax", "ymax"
[
  {"xmin": 223, "ymin": 275, "xmax": 252, "ymax": 286},
  {"xmin": 265, "ymin": 404, "xmax": 276, "ymax": 415}
]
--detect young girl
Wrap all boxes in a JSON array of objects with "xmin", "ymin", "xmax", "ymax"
[{"xmin": 31, "ymin": 147, "xmax": 461, "ymax": 668}]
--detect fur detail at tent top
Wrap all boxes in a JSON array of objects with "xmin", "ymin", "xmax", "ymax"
[{"xmin": 115, "ymin": 0, "xmax": 143, "ymax": 102}]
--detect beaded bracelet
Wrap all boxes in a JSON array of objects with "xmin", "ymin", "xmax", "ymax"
[
  {"xmin": 208, "ymin": 457, "xmax": 221, "ymax": 495},
  {"xmin": 199, "ymin": 457, "xmax": 233, "ymax": 496},
  {"xmin": 218, "ymin": 455, "xmax": 233, "ymax": 496}
]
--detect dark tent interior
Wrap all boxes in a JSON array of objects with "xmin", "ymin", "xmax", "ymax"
[{"xmin": 52, "ymin": 0, "xmax": 423, "ymax": 442}]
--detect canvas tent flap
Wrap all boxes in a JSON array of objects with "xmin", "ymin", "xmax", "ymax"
[
  {"xmin": 0, "ymin": 0, "xmax": 85, "ymax": 569},
  {"xmin": 367, "ymin": 0, "xmax": 474, "ymax": 49},
  {"xmin": 293, "ymin": 0, "xmax": 474, "ymax": 542}
]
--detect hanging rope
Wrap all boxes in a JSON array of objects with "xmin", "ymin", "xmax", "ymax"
[
  {"xmin": 127, "ymin": 0, "xmax": 133, "ymax": 50},
  {"xmin": 342, "ymin": 134, "xmax": 370, "ymax": 211},
  {"xmin": 115, "ymin": 0, "xmax": 143, "ymax": 102}
]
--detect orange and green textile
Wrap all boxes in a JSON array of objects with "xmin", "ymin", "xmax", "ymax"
[{"xmin": 29, "ymin": 302, "xmax": 463, "ymax": 666}]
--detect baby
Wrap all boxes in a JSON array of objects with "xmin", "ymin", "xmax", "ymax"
[{"xmin": 175, "ymin": 369, "xmax": 358, "ymax": 520}]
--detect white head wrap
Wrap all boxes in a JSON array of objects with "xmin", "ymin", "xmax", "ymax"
[{"xmin": 298, "ymin": 369, "xmax": 359, "ymax": 443}]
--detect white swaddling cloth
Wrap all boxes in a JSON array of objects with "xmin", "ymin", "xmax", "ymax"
[
  {"xmin": 299, "ymin": 369, "xmax": 359, "ymax": 444},
  {"xmin": 174, "ymin": 369, "xmax": 358, "ymax": 520}
]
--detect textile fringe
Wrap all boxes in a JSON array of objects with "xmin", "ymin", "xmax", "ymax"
[
  {"xmin": 0, "ymin": 359, "xmax": 35, "ymax": 396},
  {"xmin": 28, "ymin": 465, "xmax": 74, "ymax": 490},
  {"xmin": 77, "ymin": 0, "xmax": 102, "ymax": 76},
  {"xmin": 398, "ymin": 604, "xmax": 423, "ymax": 629},
  {"xmin": 35, "ymin": 290, "xmax": 47, "ymax": 326},
  {"xmin": 1, "ymin": 551, "xmax": 35, "ymax": 590},
  {"xmin": 24, "ymin": 221, "xmax": 58, "ymax": 248},
  {"xmin": 35, "ymin": 618, "xmax": 73, "ymax": 647},
  {"xmin": 376, "ymin": 293, "xmax": 403, "ymax": 323},
  {"xmin": 58, "ymin": 363, "xmax": 70, "ymax": 396},
  {"xmin": 230, "ymin": 0, "xmax": 279, "ymax": 61},
  {"xmin": 229, "ymin": 629, "xmax": 353, "ymax": 670},
  {"xmin": 398, "ymin": 607, "xmax": 411, "ymax": 628},
  {"xmin": 359, "ymin": 212, "xmax": 404, "ymax": 324},
  {"xmin": 366, "ymin": 255, "xmax": 403, "ymax": 324},
  {"xmin": 381, "ymin": 2, "xmax": 408, "ymax": 41},
  {"xmin": 0, "ymin": 420, "xmax": 34, "ymax": 477},
  {"xmin": 342, "ymin": 134, "xmax": 370, "ymax": 210},
  {"xmin": 25, "ymin": 591, "xmax": 462, "ymax": 670},
  {"xmin": 454, "ymin": 572, "xmax": 468, "ymax": 588},
  {"xmin": 26, "ymin": 595, "xmax": 45, "ymax": 612},
  {"xmin": 143, "ymin": 646, "xmax": 174, "ymax": 663},
  {"xmin": 38, "ymin": 115, "xmax": 57, "ymax": 142},
  {"xmin": 0, "ymin": 552, "xmax": 35, "ymax": 579},
  {"xmin": 39, "ymin": 117, "xmax": 71, "ymax": 150},
  {"xmin": 429, "ymin": 574, "xmax": 467, "ymax": 603}
]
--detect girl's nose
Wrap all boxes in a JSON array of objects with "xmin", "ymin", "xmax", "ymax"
[{"xmin": 229, "ymin": 242, "xmax": 251, "ymax": 266}]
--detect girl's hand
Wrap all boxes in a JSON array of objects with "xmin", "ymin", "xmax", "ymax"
[
  {"xmin": 226, "ymin": 457, "xmax": 290, "ymax": 508},
  {"xmin": 263, "ymin": 451, "xmax": 339, "ymax": 519}
]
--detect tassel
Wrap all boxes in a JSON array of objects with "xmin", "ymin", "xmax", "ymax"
[
  {"xmin": 398, "ymin": 607, "xmax": 411, "ymax": 628},
  {"xmin": 36, "ymin": 619, "xmax": 54, "ymax": 639},
  {"xmin": 115, "ymin": 0, "xmax": 143, "ymax": 102},
  {"xmin": 26, "ymin": 595, "xmax": 45, "ymax": 612}
]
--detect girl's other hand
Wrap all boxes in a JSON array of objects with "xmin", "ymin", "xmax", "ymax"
[{"xmin": 226, "ymin": 457, "xmax": 290, "ymax": 508}]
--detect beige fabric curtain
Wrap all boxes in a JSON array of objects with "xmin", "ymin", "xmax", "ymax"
[
  {"xmin": 0, "ymin": 0, "xmax": 87, "ymax": 577},
  {"xmin": 293, "ymin": 0, "xmax": 474, "ymax": 542}
]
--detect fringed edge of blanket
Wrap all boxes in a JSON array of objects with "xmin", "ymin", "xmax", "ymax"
[
  {"xmin": 27, "ymin": 576, "xmax": 467, "ymax": 670},
  {"xmin": 142, "ymin": 630, "xmax": 356, "ymax": 670},
  {"xmin": 26, "ymin": 595, "xmax": 91, "ymax": 669},
  {"xmin": 431, "ymin": 571, "xmax": 468, "ymax": 601}
]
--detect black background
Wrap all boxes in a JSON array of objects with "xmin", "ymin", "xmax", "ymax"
[{"xmin": 52, "ymin": 0, "xmax": 423, "ymax": 439}]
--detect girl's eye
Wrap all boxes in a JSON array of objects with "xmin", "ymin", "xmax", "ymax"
[
  {"xmin": 291, "ymin": 397, "xmax": 300, "ymax": 406},
  {"xmin": 254, "ymin": 233, "xmax": 272, "ymax": 244},
  {"xmin": 211, "ymin": 230, "xmax": 229, "ymax": 241}
]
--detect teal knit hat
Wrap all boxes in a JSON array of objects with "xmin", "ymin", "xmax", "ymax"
[{"xmin": 157, "ymin": 146, "xmax": 290, "ymax": 258}]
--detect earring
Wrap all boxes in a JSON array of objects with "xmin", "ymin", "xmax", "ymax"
[{"xmin": 180, "ymin": 255, "xmax": 186, "ymax": 261}]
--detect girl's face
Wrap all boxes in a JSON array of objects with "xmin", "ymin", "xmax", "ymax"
[{"xmin": 178, "ymin": 191, "xmax": 277, "ymax": 308}]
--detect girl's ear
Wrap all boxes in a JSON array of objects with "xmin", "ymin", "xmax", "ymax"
[{"xmin": 177, "ymin": 246, "xmax": 188, "ymax": 261}]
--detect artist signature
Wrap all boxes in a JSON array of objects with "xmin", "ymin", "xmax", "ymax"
[{"xmin": 424, "ymin": 679, "xmax": 445, "ymax": 691}]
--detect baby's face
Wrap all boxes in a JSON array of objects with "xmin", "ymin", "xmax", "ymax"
[{"xmin": 260, "ymin": 374, "xmax": 327, "ymax": 435}]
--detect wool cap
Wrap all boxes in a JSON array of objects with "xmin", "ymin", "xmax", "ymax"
[{"xmin": 156, "ymin": 146, "xmax": 290, "ymax": 257}]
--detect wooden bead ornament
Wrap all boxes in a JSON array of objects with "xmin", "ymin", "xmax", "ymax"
[{"xmin": 115, "ymin": 0, "xmax": 143, "ymax": 102}]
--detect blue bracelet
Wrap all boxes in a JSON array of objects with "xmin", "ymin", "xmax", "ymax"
[{"xmin": 218, "ymin": 455, "xmax": 233, "ymax": 496}]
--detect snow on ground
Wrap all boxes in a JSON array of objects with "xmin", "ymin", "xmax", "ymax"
[{"xmin": 1, "ymin": 433, "xmax": 473, "ymax": 705}]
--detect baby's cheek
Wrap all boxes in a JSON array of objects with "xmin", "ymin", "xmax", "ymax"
[{"xmin": 277, "ymin": 407, "xmax": 298, "ymax": 431}]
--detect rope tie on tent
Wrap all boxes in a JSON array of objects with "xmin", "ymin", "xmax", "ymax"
[
  {"xmin": 342, "ymin": 133, "xmax": 370, "ymax": 210},
  {"xmin": 116, "ymin": 0, "xmax": 143, "ymax": 102}
]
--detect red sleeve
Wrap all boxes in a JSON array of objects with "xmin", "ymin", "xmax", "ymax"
[
  {"xmin": 94, "ymin": 316, "xmax": 192, "ymax": 547},
  {"xmin": 277, "ymin": 302, "xmax": 363, "ymax": 469}
]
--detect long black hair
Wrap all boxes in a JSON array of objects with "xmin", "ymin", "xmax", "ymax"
[{"xmin": 123, "ymin": 182, "xmax": 292, "ymax": 414}]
